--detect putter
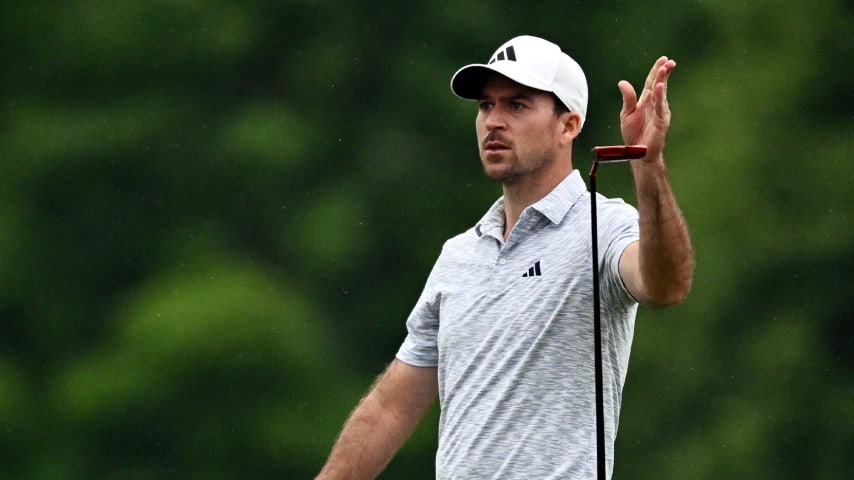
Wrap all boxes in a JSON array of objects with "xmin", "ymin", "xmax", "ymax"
[{"xmin": 589, "ymin": 145, "xmax": 647, "ymax": 480}]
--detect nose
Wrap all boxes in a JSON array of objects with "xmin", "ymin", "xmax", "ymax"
[{"xmin": 481, "ymin": 105, "xmax": 506, "ymax": 132}]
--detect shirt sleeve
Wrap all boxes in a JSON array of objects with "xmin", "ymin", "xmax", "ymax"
[
  {"xmin": 395, "ymin": 257, "xmax": 443, "ymax": 367},
  {"xmin": 598, "ymin": 196, "xmax": 641, "ymax": 306}
]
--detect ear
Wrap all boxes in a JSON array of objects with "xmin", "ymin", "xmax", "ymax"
[{"xmin": 559, "ymin": 112, "xmax": 582, "ymax": 145}]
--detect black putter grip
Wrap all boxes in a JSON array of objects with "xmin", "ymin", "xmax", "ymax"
[{"xmin": 592, "ymin": 145, "xmax": 647, "ymax": 162}]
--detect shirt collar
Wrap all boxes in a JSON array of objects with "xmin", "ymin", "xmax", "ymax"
[
  {"xmin": 531, "ymin": 169, "xmax": 587, "ymax": 224},
  {"xmin": 475, "ymin": 170, "xmax": 587, "ymax": 238}
]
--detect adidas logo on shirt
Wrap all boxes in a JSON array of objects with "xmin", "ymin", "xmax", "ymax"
[{"xmin": 522, "ymin": 261, "xmax": 542, "ymax": 277}]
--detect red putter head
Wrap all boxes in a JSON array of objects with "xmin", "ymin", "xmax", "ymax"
[{"xmin": 591, "ymin": 145, "xmax": 647, "ymax": 163}]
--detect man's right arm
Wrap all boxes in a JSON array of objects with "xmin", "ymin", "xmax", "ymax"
[{"xmin": 315, "ymin": 359, "xmax": 439, "ymax": 480}]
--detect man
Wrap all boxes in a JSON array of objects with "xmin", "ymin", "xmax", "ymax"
[{"xmin": 316, "ymin": 35, "xmax": 694, "ymax": 479}]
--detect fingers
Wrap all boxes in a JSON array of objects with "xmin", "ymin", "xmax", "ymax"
[
  {"xmin": 622, "ymin": 57, "xmax": 675, "ymax": 108},
  {"xmin": 645, "ymin": 57, "xmax": 674, "ymax": 96},
  {"xmin": 653, "ymin": 59, "xmax": 676, "ymax": 117},
  {"xmin": 618, "ymin": 57, "xmax": 676, "ymax": 145},
  {"xmin": 656, "ymin": 59, "xmax": 676, "ymax": 90},
  {"xmin": 638, "ymin": 58, "xmax": 675, "ymax": 119},
  {"xmin": 643, "ymin": 56, "xmax": 668, "ymax": 94},
  {"xmin": 654, "ymin": 83, "xmax": 669, "ymax": 118}
]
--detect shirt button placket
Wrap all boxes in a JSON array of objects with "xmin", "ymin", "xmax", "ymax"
[{"xmin": 489, "ymin": 256, "xmax": 508, "ymax": 294}]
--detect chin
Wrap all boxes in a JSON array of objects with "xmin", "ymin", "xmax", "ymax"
[{"xmin": 482, "ymin": 165, "xmax": 516, "ymax": 182}]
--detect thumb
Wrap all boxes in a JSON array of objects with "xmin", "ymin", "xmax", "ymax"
[{"xmin": 618, "ymin": 80, "xmax": 637, "ymax": 117}]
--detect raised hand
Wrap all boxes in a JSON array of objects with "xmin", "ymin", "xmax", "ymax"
[{"xmin": 618, "ymin": 56, "xmax": 676, "ymax": 162}]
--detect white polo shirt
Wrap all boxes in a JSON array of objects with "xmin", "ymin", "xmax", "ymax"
[{"xmin": 397, "ymin": 170, "xmax": 640, "ymax": 479}]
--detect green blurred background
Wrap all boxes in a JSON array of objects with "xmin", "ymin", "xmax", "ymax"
[{"xmin": 1, "ymin": 0, "xmax": 851, "ymax": 478}]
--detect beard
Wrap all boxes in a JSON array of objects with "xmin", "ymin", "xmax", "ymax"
[{"xmin": 480, "ymin": 147, "xmax": 556, "ymax": 183}]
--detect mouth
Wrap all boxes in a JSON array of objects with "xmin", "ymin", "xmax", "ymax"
[{"xmin": 482, "ymin": 138, "xmax": 510, "ymax": 154}]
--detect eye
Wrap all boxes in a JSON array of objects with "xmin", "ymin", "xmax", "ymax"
[
  {"xmin": 510, "ymin": 102, "xmax": 525, "ymax": 112},
  {"xmin": 478, "ymin": 101, "xmax": 493, "ymax": 112}
]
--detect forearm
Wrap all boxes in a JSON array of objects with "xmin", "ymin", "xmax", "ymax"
[
  {"xmin": 316, "ymin": 361, "xmax": 438, "ymax": 480},
  {"xmin": 630, "ymin": 157, "xmax": 694, "ymax": 307},
  {"xmin": 315, "ymin": 393, "xmax": 412, "ymax": 479}
]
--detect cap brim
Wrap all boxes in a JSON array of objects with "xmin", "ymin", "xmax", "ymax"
[
  {"xmin": 450, "ymin": 64, "xmax": 493, "ymax": 100},
  {"xmin": 451, "ymin": 62, "xmax": 552, "ymax": 101}
]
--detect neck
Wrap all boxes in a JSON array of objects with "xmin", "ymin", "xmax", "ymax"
[{"xmin": 501, "ymin": 162, "xmax": 572, "ymax": 240}]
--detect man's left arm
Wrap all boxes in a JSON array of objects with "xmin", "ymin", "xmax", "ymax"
[{"xmin": 617, "ymin": 56, "xmax": 694, "ymax": 308}]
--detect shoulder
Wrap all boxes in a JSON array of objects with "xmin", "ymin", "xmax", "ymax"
[
  {"xmin": 595, "ymin": 193, "xmax": 637, "ymax": 214},
  {"xmin": 439, "ymin": 227, "xmax": 482, "ymax": 260},
  {"xmin": 594, "ymin": 194, "xmax": 639, "ymax": 229}
]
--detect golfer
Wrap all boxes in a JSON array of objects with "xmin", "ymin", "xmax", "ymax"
[{"xmin": 316, "ymin": 35, "xmax": 694, "ymax": 479}]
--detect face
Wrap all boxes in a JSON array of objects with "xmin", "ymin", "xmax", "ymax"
[{"xmin": 476, "ymin": 74, "xmax": 573, "ymax": 183}]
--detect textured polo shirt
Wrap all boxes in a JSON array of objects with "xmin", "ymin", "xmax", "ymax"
[{"xmin": 396, "ymin": 170, "xmax": 640, "ymax": 479}]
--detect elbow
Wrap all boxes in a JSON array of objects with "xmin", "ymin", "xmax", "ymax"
[
  {"xmin": 643, "ymin": 271, "xmax": 694, "ymax": 309},
  {"xmin": 645, "ymin": 286, "xmax": 691, "ymax": 309}
]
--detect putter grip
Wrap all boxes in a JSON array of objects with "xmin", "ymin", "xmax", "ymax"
[{"xmin": 592, "ymin": 145, "xmax": 647, "ymax": 162}]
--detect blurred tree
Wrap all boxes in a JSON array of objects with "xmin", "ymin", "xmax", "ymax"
[{"xmin": 0, "ymin": 0, "xmax": 850, "ymax": 479}]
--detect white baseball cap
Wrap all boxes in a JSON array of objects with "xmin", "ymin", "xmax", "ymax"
[{"xmin": 450, "ymin": 35, "xmax": 589, "ymax": 127}]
